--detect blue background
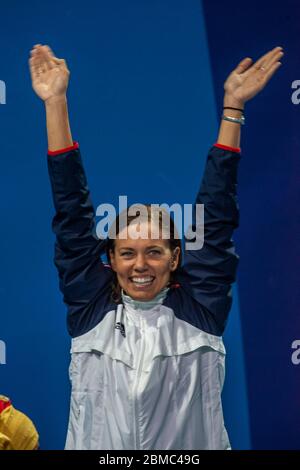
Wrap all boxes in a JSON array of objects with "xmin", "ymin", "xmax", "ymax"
[{"xmin": 0, "ymin": 0, "xmax": 299, "ymax": 449}]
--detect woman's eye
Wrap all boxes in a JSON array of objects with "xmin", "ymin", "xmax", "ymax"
[{"xmin": 120, "ymin": 250, "xmax": 161, "ymax": 257}]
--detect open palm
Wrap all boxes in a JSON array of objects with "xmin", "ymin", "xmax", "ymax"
[
  {"xmin": 224, "ymin": 46, "xmax": 283, "ymax": 108},
  {"xmin": 29, "ymin": 44, "xmax": 69, "ymax": 101}
]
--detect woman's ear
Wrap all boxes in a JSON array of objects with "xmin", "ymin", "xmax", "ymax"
[{"xmin": 170, "ymin": 247, "xmax": 180, "ymax": 271}]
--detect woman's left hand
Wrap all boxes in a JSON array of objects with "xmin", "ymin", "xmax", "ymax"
[{"xmin": 223, "ymin": 46, "xmax": 284, "ymax": 109}]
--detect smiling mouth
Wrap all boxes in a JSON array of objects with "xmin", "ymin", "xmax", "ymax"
[{"xmin": 129, "ymin": 276, "xmax": 155, "ymax": 288}]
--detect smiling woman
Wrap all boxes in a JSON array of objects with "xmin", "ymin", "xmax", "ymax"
[
  {"xmin": 29, "ymin": 43, "xmax": 283, "ymax": 450},
  {"xmin": 107, "ymin": 204, "xmax": 182, "ymax": 302}
]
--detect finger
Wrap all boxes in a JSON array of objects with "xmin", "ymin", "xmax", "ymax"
[
  {"xmin": 52, "ymin": 57, "xmax": 69, "ymax": 73},
  {"xmin": 261, "ymin": 50, "xmax": 284, "ymax": 74},
  {"xmin": 39, "ymin": 49, "xmax": 65, "ymax": 66},
  {"xmin": 29, "ymin": 57, "xmax": 42, "ymax": 83},
  {"xmin": 41, "ymin": 44, "xmax": 57, "ymax": 65},
  {"xmin": 33, "ymin": 45, "xmax": 68, "ymax": 72},
  {"xmin": 29, "ymin": 52, "xmax": 42, "ymax": 72},
  {"xmin": 253, "ymin": 46, "xmax": 283, "ymax": 71},
  {"xmin": 39, "ymin": 45, "xmax": 61, "ymax": 62},
  {"xmin": 30, "ymin": 47, "xmax": 42, "ymax": 63},
  {"xmin": 40, "ymin": 47, "xmax": 53, "ymax": 71},
  {"xmin": 38, "ymin": 45, "xmax": 57, "ymax": 72},
  {"xmin": 30, "ymin": 44, "xmax": 43, "ymax": 57},
  {"xmin": 30, "ymin": 44, "xmax": 47, "ymax": 59},
  {"xmin": 257, "ymin": 46, "xmax": 283, "ymax": 68},
  {"xmin": 35, "ymin": 50, "xmax": 47, "ymax": 74},
  {"xmin": 47, "ymin": 59, "xmax": 57, "ymax": 70},
  {"xmin": 250, "ymin": 51, "xmax": 283, "ymax": 82},
  {"xmin": 235, "ymin": 57, "xmax": 253, "ymax": 74},
  {"xmin": 52, "ymin": 57, "xmax": 66, "ymax": 66},
  {"xmin": 30, "ymin": 46, "xmax": 43, "ymax": 63},
  {"xmin": 42, "ymin": 45, "xmax": 55, "ymax": 56},
  {"xmin": 262, "ymin": 61, "xmax": 282, "ymax": 84}
]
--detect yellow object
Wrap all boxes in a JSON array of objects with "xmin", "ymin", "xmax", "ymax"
[
  {"xmin": 0, "ymin": 395, "xmax": 39, "ymax": 450},
  {"xmin": 0, "ymin": 431, "xmax": 12, "ymax": 450}
]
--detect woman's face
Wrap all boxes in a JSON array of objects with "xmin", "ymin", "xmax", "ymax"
[{"xmin": 109, "ymin": 221, "xmax": 180, "ymax": 301}]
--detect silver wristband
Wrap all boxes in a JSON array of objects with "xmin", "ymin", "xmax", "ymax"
[{"xmin": 222, "ymin": 114, "xmax": 245, "ymax": 125}]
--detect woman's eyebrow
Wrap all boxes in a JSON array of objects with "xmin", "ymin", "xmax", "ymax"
[{"xmin": 118, "ymin": 245, "xmax": 163, "ymax": 251}]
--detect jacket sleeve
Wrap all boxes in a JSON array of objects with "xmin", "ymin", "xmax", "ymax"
[
  {"xmin": 177, "ymin": 145, "xmax": 240, "ymax": 335},
  {"xmin": 47, "ymin": 145, "xmax": 113, "ymax": 330}
]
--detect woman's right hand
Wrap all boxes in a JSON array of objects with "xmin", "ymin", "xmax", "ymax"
[{"xmin": 29, "ymin": 44, "xmax": 70, "ymax": 102}]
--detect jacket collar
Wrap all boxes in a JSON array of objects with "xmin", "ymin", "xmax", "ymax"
[{"xmin": 121, "ymin": 287, "xmax": 169, "ymax": 311}]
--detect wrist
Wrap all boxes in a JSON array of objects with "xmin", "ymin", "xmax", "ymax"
[
  {"xmin": 223, "ymin": 107, "xmax": 244, "ymax": 118},
  {"xmin": 223, "ymin": 95, "xmax": 244, "ymax": 111},
  {"xmin": 45, "ymin": 94, "xmax": 67, "ymax": 107}
]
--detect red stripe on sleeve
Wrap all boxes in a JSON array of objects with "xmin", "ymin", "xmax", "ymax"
[
  {"xmin": 48, "ymin": 142, "xmax": 79, "ymax": 156},
  {"xmin": 213, "ymin": 143, "xmax": 241, "ymax": 153}
]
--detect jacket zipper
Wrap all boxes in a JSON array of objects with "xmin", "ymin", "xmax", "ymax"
[{"xmin": 132, "ymin": 315, "xmax": 145, "ymax": 450}]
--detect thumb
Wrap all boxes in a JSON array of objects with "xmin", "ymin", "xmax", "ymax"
[{"xmin": 235, "ymin": 57, "xmax": 253, "ymax": 74}]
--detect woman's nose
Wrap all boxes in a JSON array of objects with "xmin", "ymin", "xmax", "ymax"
[{"xmin": 133, "ymin": 254, "xmax": 148, "ymax": 271}]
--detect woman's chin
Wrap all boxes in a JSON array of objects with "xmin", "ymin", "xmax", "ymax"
[
  {"xmin": 122, "ymin": 278, "xmax": 169, "ymax": 301},
  {"xmin": 128, "ymin": 291, "xmax": 156, "ymax": 301},
  {"xmin": 126, "ymin": 286, "xmax": 158, "ymax": 302}
]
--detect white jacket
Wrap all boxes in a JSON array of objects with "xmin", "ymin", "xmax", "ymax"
[{"xmin": 65, "ymin": 288, "xmax": 230, "ymax": 450}]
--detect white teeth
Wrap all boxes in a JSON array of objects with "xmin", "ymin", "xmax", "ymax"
[{"xmin": 131, "ymin": 277, "xmax": 153, "ymax": 284}]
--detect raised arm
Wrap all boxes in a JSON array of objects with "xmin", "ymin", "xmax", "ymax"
[
  {"xmin": 29, "ymin": 45, "xmax": 113, "ymax": 336},
  {"xmin": 29, "ymin": 44, "xmax": 73, "ymax": 151},
  {"xmin": 178, "ymin": 47, "xmax": 283, "ymax": 335},
  {"xmin": 217, "ymin": 46, "xmax": 283, "ymax": 149}
]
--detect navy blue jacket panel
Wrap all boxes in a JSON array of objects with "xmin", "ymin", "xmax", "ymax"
[{"xmin": 177, "ymin": 145, "xmax": 240, "ymax": 335}]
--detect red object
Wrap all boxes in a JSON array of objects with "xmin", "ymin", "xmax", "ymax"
[
  {"xmin": 214, "ymin": 143, "xmax": 241, "ymax": 153},
  {"xmin": 170, "ymin": 283, "xmax": 181, "ymax": 289},
  {"xmin": 48, "ymin": 142, "xmax": 79, "ymax": 156},
  {"xmin": 0, "ymin": 398, "xmax": 11, "ymax": 414}
]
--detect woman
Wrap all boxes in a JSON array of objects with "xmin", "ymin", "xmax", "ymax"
[{"xmin": 29, "ymin": 44, "xmax": 283, "ymax": 450}]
